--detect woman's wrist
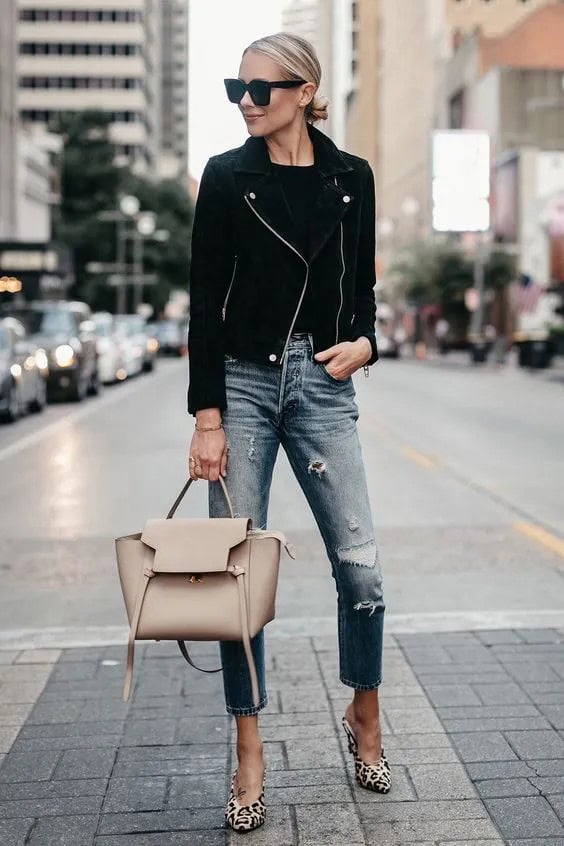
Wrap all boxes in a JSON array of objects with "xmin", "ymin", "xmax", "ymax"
[
  {"xmin": 355, "ymin": 336, "xmax": 372, "ymax": 364},
  {"xmin": 195, "ymin": 408, "xmax": 222, "ymax": 427}
]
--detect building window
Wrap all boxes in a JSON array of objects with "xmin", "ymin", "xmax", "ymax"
[
  {"xmin": 20, "ymin": 76, "xmax": 142, "ymax": 90},
  {"xmin": 19, "ymin": 43, "xmax": 141, "ymax": 57},
  {"xmin": 21, "ymin": 108, "xmax": 143, "ymax": 125},
  {"xmin": 19, "ymin": 9, "xmax": 143, "ymax": 23}
]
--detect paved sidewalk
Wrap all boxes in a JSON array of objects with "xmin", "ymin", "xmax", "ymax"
[{"xmin": 0, "ymin": 627, "xmax": 563, "ymax": 845}]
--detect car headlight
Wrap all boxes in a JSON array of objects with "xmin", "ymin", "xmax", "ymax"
[
  {"xmin": 35, "ymin": 349, "xmax": 49, "ymax": 371},
  {"xmin": 10, "ymin": 363, "xmax": 22, "ymax": 379},
  {"xmin": 54, "ymin": 344, "xmax": 76, "ymax": 367}
]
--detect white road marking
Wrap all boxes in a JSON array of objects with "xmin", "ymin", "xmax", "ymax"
[{"xmin": 1, "ymin": 609, "xmax": 563, "ymax": 651}]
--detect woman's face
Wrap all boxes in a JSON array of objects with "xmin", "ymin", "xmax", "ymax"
[{"xmin": 236, "ymin": 49, "xmax": 314, "ymax": 137}]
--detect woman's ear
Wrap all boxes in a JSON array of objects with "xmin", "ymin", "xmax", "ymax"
[{"xmin": 300, "ymin": 82, "xmax": 316, "ymax": 108}]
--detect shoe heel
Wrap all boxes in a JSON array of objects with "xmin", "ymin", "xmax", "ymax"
[{"xmin": 341, "ymin": 716, "xmax": 357, "ymax": 755}]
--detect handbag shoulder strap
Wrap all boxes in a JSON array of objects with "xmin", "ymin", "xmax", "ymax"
[{"xmin": 123, "ymin": 547, "xmax": 154, "ymax": 701}]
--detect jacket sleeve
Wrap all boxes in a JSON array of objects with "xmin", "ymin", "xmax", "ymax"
[
  {"xmin": 350, "ymin": 161, "xmax": 379, "ymax": 365},
  {"xmin": 187, "ymin": 158, "xmax": 235, "ymax": 415}
]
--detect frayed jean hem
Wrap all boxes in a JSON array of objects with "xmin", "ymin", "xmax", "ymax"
[
  {"xmin": 340, "ymin": 676, "xmax": 382, "ymax": 690},
  {"xmin": 226, "ymin": 695, "xmax": 268, "ymax": 716}
]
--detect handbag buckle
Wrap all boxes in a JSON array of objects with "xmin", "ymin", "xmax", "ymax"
[{"xmin": 188, "ymin": 574, "xmax": 204, "ymax": 583}]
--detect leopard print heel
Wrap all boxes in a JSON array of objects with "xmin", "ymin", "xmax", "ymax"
[
  {"xmin": 225, "ymin": 766, "xmax": 267, "ymax": 832},
  {"xmin": 342, "ymin": 715, "xmax": 392, "ymax": 794}
]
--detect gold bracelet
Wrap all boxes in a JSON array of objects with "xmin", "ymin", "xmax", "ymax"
[{"xmin": 195, "ymin": 422, "xmax": 223, "ymax": 432}]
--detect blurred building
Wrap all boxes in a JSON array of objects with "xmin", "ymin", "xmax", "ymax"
[
  {"xmin": 0, "ymin": 0, "xmax": 18, "ymax": 238},
  {"xmin": 346, "ymin": 0, "xmax": 379, "ymax": 169},
  {"xmin": 15, "ymin": 133, "xmax": 51, "ymax": 242},
  {"xmin": 282, "ymin": 0, "xmax": 357, "ymax": 147},
  {"xmin": 282, "ymin": 0, "xmax": 319, "ymax": 46},
  {"xmin": 1, "ymin": 0, "xmax": 51, "ymax": 243},
  {"xmin": 346, "ymin": 0, "xmax": 562, "ymax": 261},
  {"xmin": 159, "ymin": 0, "xmax": 189, "ymax": 178},
  {"xmin": 446, "ymin": 0, "xmax": 557, "ymax": 38},
  {"xmin": 442, "ymin": 3, "xmax": 564, "ymax": 288},
  {"xmin": 16, "ymin": 0, "xmax": 163, "ymax": 174}
]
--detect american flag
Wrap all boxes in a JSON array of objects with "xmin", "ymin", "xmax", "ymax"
[{"xmin": 516, "ymin": 274, "xmax": 543, "ymax": 313}]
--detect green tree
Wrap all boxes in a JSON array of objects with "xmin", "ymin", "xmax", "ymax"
[
  {"xmin": 55, "ymin": 109, "xmax": 194, "ymax": 313},
  {"xmin": 390, "ymin": 238, "xmax": 515, "ymax": 313},
  {"xmin": 55, "ymin": 110, "xmax": 123, "ymax": 303},
  {"xmin": 121, "ymin": 173, "xmax": 193, "ymax": 316}
]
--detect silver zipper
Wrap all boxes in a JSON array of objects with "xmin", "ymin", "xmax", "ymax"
[
  {"xmin": 222, "ymin": 255, "xmax": 238, "ymax": 321},
  {"xmin": 244, "ymin": 195, "xmax": 309, "ymax": 361},
  {"xmin": 334, "ymin": 177, "xmax": 345, "ymax": 344}
]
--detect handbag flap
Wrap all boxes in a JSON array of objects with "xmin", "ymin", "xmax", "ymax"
[{"xmin": 141, "ymin": 517, "xmax": 251, "ymax": 573}]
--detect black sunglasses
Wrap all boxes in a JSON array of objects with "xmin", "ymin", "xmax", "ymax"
[{"xmin": 224, "ymin": 77, "xmax": 306, "ymax": 107}]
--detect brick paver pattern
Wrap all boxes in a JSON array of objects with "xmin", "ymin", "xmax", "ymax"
[{"xmin": 0, "ymin": 627, "xmax": 563, "ymax": 844}]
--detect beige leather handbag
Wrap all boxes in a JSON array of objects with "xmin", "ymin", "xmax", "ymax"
[{"xmin": 115, "ymin": 477, "xmax": 294, "ymax": 704}]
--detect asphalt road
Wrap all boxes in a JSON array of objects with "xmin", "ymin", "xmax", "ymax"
[{"xmin": 1, "ymin": 353, "xmax": 563, "ymax": 642}]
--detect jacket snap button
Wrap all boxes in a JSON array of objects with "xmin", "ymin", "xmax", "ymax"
[
  {"xmin": 249, "ymin": 192, "xmax": 256, "ymax": 200},
  {"xmin": 343, "ymin": 195, "xmax": 351, "ymax": 203},
  {"xmin": 269, "ymin": 353, "xmax": 276, "ymax": 362}
]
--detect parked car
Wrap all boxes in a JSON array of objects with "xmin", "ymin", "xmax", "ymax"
[
  {"xmin": 0, "ymin": 317, "xmax": 48, "ymax": 422},
  {"xmin": 2, "ymin": 303, "xmax": 99, "ymax": 401},
  {"xmin": 114, "ymin": 314, "xmax": 157, "ymax": 374},
  {"xmin": 152, "ymin": 318, "xmax": 188, "ymax": 356},
  {"xmin": 92, "ymin": 312, "xmax": 127, "ymax": 384}
]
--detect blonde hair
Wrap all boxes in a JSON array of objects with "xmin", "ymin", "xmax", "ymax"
[{"xmin": 243, "ymin": 32, "xmax": 329, "ymax": 123}]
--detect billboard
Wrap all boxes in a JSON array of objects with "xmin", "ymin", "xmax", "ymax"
[{"xmin": 432, "ymin": 130, "xmax": 490, "ymax": 233}]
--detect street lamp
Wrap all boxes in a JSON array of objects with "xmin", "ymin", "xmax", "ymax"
[
  {"xmin": 120, "ymin": 194, "xmax": 140, "ymax": 217},
  {"xmin": 132, "ymin": 214, "xmax": 170, "ymax": 312},
  {"xmin": 113, "ymin": 194, "xmax": 140, "ymax": 314}
]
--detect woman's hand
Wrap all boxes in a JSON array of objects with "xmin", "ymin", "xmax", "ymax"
[
  {"xmin": 314, "ymin": 337, "xmax": 372, "ymax": 380},
  {"xmin": 188, "ymin": 409, "xmax": 228, "ymax": 481}
]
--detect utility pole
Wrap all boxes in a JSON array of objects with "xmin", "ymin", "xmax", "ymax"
[
  {"xmin": 468, "ymin": 233, "xmax": 489, "ymax": 364},
  {"xmin": 116, "ymin": 216, "xmax": 127, "ymax": 314}
]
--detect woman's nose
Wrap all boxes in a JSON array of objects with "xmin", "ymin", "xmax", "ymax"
[{"xmin": 240, "ymin": 90, "xmax": 255, "ymax": 108}]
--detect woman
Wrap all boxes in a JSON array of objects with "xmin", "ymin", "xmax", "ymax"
[{"xmin": 187, "ymin": 32, "xmax": 391, "ymax": 832}]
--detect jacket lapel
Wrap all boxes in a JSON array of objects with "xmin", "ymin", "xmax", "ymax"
[
  {"xmin": 244, "ymin": 173, "xmax": 305, "ymax": 259},
  {"xmin": 308, "ymin": 178, "xmax": 353, "ymax": 264},
  {"xmin": 235, "ymin": 125, "xmax": 354, "ymax": 264}
]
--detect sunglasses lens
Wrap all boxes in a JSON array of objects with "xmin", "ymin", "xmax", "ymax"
[
  {"xmin": 224, "ymin": 79, "xmax": 245, "ymax": 103},
  {"xmin": 248, "ymin": 80, "xmax": 270, "ymax": 107}
]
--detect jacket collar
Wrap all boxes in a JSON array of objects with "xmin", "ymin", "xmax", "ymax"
[
  {"xmin": 234, "ymin": 122, "xmax": 353, "ymax": 178},
  {"xmin": 234, "ymin": 124, "xmax": 355, "ymax": 263}
]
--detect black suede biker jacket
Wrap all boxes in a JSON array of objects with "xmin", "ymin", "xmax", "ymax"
[{"xmin": 187, "ymin": 122, "xmax": 379, "ymax": 416}]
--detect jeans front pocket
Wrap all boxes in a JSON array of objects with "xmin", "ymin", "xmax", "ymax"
[{"xmin": 319, "ymin": 362, "xmax": 351, "ymax": 385}]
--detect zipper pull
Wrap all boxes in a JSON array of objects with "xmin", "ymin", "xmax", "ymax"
[{"xmin": 363, "ymin": 365, "xmax": 369, "ymax": 377}]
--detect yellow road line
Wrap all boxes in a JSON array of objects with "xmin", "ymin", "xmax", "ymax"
[
  {"xmin": 401, "ymin": 446, "xmax": 438, "ymax": 469},
  {"xmin": 514, "ymin": 522, "xmax": 564, "ymax": 559}
]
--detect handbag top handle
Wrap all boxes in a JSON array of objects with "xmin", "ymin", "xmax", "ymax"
[{"xmin": 166, "ymin": 476, "xmax": 235, "ymax": 520}]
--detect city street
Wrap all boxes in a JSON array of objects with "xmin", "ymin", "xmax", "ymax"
[
  {"xmin": 0, "ymin": 355, "xmax": 564, "ymax": 844},
  {"xmin": 0, "ymin": 354, "xmax": 563, "ymax": 634}
]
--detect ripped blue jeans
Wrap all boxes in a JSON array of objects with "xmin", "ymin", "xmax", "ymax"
[{"xmin": 208, "ymin": 333, "xmax": 385, "ymax": 715}]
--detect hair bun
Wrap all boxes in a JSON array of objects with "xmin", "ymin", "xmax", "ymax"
[{"xmin": 307, "ymin": 94, "xmax": 329, "ymax": 123}]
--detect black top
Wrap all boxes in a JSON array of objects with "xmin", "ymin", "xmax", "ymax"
[{"xmin": 271, "ymin": 161, "xmax": 322, "ymax": 333}]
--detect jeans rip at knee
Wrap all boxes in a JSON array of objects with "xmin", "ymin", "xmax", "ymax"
[{"xmin": 334, "ymin": 538, "xmax": 384, "ymax": 610}]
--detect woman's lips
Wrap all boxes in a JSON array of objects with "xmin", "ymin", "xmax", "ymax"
[{"xmin": 243, "ymin": 114, "xmax": 263, "ymax": 122}]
